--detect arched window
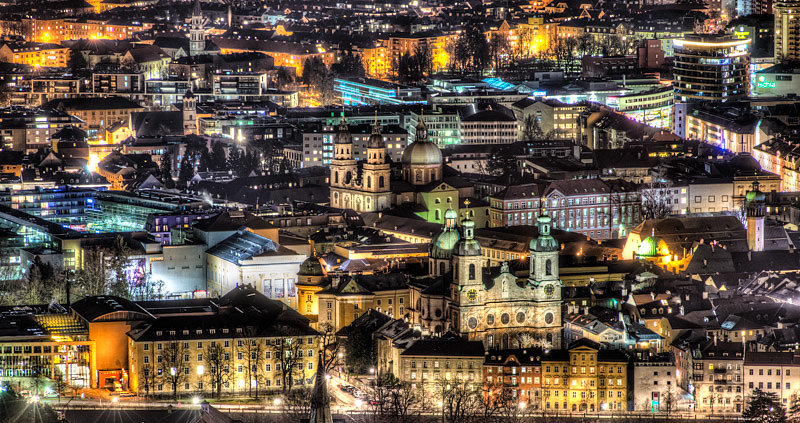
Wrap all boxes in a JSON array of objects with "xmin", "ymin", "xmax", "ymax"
[
  {"xmin": 435, "ymin": 209, "xmax": 441, "ymax": 220},
  {"xmin": 367, "ymin": 176, "xmax": 372, "ymax": 188},
  {"xmin": 334, "ymin": 172, "xmax": 339, "ymax": 184},
  {"xmin": 379, "ymin": 175, "xmax": 385, "ymax": 188},
  {"xmin": 469, "ymin": 263, "xmax": 476, "ymax": 280},
  {"xmin": 415, "ymin": 170, "xmax": 422, "ymax": 182},
  {"xmin": 439, "ymin": 261, "xmax": 445, "ymax": 275},
  {"xmin": 545, "ymin": 259, "xmax": 552, "ymax": 276}
]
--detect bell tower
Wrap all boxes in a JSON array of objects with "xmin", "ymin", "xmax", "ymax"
[
  {"xmin": 361, "ymin": 115, "xmax": 391, "ymax": 211},
  {"xmin": 182, "ymin": 89, "xmax": 196, "ymax": 135},
  {"xmin": 527, "ymin": 200, "xmax": 562, "ymax": 348},
  {"xmin": 449, "ymin": 214, "xmax": 483, "ymax": 334},
  {"xmin": 746, "ymin": 181, "xmax": 766, "ymax": 252},
  {"xmin": 190, "ymin": 0, "xmax": 205, "ymax": 57},
  {"xmin": 329, "ymin": 113, "xmax": 357, "ymax": 210}
]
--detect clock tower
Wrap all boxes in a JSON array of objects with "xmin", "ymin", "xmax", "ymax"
[
  {"xmin": 450, "ymin": 216, "xmax": 483, "ymax": 334},
  {"xmin": 527, "ymin": 205, "xmax": 563, "ymax": 348}
]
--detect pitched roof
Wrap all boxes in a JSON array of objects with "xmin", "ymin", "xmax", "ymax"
[{"xmin": 401, "ymin": 339, "xmax": 485, "ymax": 357}]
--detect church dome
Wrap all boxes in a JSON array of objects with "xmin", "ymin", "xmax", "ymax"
[
  {"xmin": 401, "ymin": 139, "xmax": 442, "ymax": 166},
  {"xmin": 745, "ymin": 185, "xmax": 766, "ymax": 203},
  {"xmin": 454, "ymin": 219, "xmax": 481, "ymax": 256},
  {"xmin": 637, "ymin": 236, "xmax": 670, "ymax": 258},
  {"xmin": 530, "ymin": 214, "xmax": 558, "ymax": 252},
  {"xmin": 367, "ymin": 131, "xmax": 384, "ymax": 149},
  {"xmin": 298, "ymin": 255, "xmax": 326, "ymax": 276},
  {"xmin": 429, "ymin": 228, "xmax": 461, "ymax": 259},
  {"xmin": 334, "ymin": 119, "xmax": 352, "ymax": 144},
  {"xmin": 444, "ymin": 208, "xmax": 458, "ymax": 221}
]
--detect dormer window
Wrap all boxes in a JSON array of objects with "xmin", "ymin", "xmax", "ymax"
[{"xmin": 156, "ymin": 331, "xmax": 162, "ymax": 336}]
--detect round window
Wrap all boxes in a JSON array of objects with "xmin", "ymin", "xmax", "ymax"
[
  {"xmin": 468, "ymin": 317, "xmax": 478, "ymax": 330},
  {"xmin": 516, "ymin": 312, "xmax": 525, "ymax": 324},
  {"xmin": 435, "ymin": 308, "xmax": 442, "ymax": 318},
  {"xmin": 501, "ymin": 313, "xmax": 510, "ymax": 325},
  {"xmin": 487, "ymin": 314, "xmax": 495, "ymax": 325},
  {"xmin": 545, "ymin": 312, "xmax": 554, "ymax": 325}
]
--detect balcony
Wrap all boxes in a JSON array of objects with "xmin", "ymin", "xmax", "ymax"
[{"xmin": 714, "ymin": 368, "xmax": 727, "ymax": 374}]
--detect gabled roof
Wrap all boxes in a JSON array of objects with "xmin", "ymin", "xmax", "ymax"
[{"xmin": 401, "ymin": 339, "xmax": 485, "ymax": 357}]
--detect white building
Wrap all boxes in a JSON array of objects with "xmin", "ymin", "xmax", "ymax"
[
  {"xmin": 743, "ymin": 351, "xmax": 800, "ymax": 409},
  {"xmin": 205, "ymin": 229, "xmax": 306, "ymax": 308}
]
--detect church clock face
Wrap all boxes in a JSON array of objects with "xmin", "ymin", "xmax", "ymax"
[
  {"xmin": 466, "ymin": 289, "xmax": 478, "ymax": 303},
  {"xmin": 544, "ymin": 284, "xmax": 555, "ymax": 298}
]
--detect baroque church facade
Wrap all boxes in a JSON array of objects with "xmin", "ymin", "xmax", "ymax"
[
  {"xmin": 328, "ymin": 115, "xmax": 490, "ymax": 227},
  {"xmin": 329, "ymin": 116, "xmax": 392, "ymax": 212},
  {"xmin": 412, "ymin": 207, "xmax": 564, "ymax": 350}
]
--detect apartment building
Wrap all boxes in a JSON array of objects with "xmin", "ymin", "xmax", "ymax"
[
  {"xmin": 127, "ymin": 285, "xmax": 319, "ymax": 396},
  {"xmin": 459, "ymin": 109, "xmax": 517, "ymax": 145},
  {"xmin": 398, "ymin": 339, "xmax": 484, "ymax": 390},
  {"xmin": 743, "ymin": 352, "xmax": 800, "ymax": 408},
  {"xmin": 489, "ymin": 179, "xmax": 642, "ymax": 240},
  {"xmin": 511, "ymin": 98, "xmax": 587, "ymax": 142},
  {"xmin": 541, "ymin": 339, "xmax": 629, "ymax": 413},
  {"xmin": 692, "ymin": 342, "xmax": 744, "ymax": 414},
  {"xmin": 484, "ymin": 349, "xmax": 543, "ymax": 409}
]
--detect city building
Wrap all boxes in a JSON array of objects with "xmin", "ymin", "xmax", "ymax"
[
  {"xmin": 489, "ymin": 179, "xmax": 642, "ymax": 240},
  {"xmin": 775, "ymin": 0, "xmax": 800, "ymax": 62},
  {"xmin": 127, "ymin": 285, "xmax": 320, "ymax": 396},
  {"xmin": 673, "ymin": 34, "xmax": 751, "ymax": 103},
  {"xmin": 540, "ymin": 339, "xmax": 629, "ymax": 412},
  {"xmin": 743, "ymin": 352, "xmax": 800, "ymax": 409},
  {"xmin": 397, "ymin": 338, "xmax": 484, "ymax": 390},
  {"xmin": 334, "ymin": 77, "xmax": 425, "ymax": 106},
  {"xmin": 692, "ymin": 342, "xmax": 744, "ymax": 414},
  {"xmin": 459, "ymin": 108, "xmax": 518, "ymax": 145},
  {"xmin": 483, "ymin": 349, "xmax": 542, "ymax": 408}
]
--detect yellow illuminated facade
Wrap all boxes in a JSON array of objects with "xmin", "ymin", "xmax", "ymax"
[
  {"xmin": 541, "ymin": 342, "xmax": 628, "ymax": 413},
  {"xmin": 362, "ymin": 45, "xmax": 390, "ymax": 79},
  {"xmin": 31, "ymin": 19, "xmax": 153, "ymax": 44},
  {"xmin": 0, "ymin": 43, "xmax": 69, "ymax": 68}
]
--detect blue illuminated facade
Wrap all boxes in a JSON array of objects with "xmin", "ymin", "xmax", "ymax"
[{"xmin": 334, "ymin": 77, "xmax": 426, "ymax": 105}]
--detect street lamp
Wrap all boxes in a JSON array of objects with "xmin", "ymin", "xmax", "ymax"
[
  {"xmin": 193, "ymin": 396, "xmax": 201, "ymax": 405},
  {"xmin": 170, "ymin": 367, "xmax": 176, "ymax": 376},
  {"xmin": 355, "ymin": 399, "xmax": 363, "ymax": 408},
  {"xmin": 369, "ymin": 367, "xmax": 375, "ymax": 374},
  {"xmin": 111, "ymin": 396, "xmax": 119, "ymax": 403},
  {"xmin": 273, "ymin": 398, "xmax": 281, "ymax": 406},
  {"xmin": 519, "ymin": 402, "xmax": 526, "ymax": 410}
]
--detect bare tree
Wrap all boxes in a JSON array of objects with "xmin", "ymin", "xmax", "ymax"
[
  {"xmin": 139, "ymin": 362, "xmax": 157, "ymax": 398},
  {"xmin": 437, "ymin": 379, "xmax": 482, "ymax": 423},
  {"xmin": 236, "ymin": 331, "xmax": 265, "ymax": 399},
  {"xmin": 273, "ymin": 337, "xmax": 304, "ymax": 391},
  {"xmin": 204, "ymin": 342, "xmax": 230, "ymax": 399},
  {"xmin": 279, "ymin": 387, "xmax": 312, "ymax": 422},
  {"xmin": 318, "ymin": 323, "xmax": 340, "ymax": 372},
  {"xmin": 158, "ymin": 340, "xmax": 189, "ymax": 400}
]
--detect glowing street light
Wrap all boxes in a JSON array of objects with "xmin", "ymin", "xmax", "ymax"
[
  {"xmin": 111, "ymin": 396, "xmax": 119, "ymax": 403},
  {"xmin": 193, "ymin": 396, "xmax": 201, "ymax": 404},
  {"xmin": 519, "ymin": 402, "xmax": 526, "ymax": 410},
  {"xmin": 31, "ymin": 395, "xmax": 40, "ymax": 403},
  {"xmin": 273, "ymin": 398, "xmax": 282, "ymax": 406},
  {"xmin": 170, "ymin": 367, "xmax": 176, "ymax": 376},
  {"xmin": 354, "ymin": 399, "xmax": 363, "ymax": 407}
]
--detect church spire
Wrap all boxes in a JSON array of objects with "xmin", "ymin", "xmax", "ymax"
[{"xmin": 308, "ymin": 354, "xmax": 332, "ymax": 423}]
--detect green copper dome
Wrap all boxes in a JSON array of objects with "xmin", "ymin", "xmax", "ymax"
[
  {"xmin": 298, "ymin": 256, "xmax": 326, "ymax": 276},
  {"xmin": 430, "ymin": 228, "xmax": 461, "ymax": 259},
  {"xmin": 745, "ymin": 188, "xmax": 765, "ymax": 203},
  {"xmin": 454, "ymin": 219, "xmax": 481, "ymax": 256},
  {"xmin": 444, "ymin": 208, "xmax": 458, "ymax": 220},
  {"xmin": 636, "ymin": 236, "xmax": 669, "ymax": 258},
  {"xmin": 530, "ymin": 214, "xmax": 558, "ymax": 252}
]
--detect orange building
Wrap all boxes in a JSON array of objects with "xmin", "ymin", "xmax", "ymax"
[
  {"xmin": 484, "ymin": 349, "xmax": 543, "ymax": 409},
  {"xmin": 32, "ymin": 18, "xmax": 153, "ymax": 43},
  {"xmin": 212, "ymin": 37, "xmax": 335, "ymax": 76},
  {"xmin": 0, "ymin": 42, "xmax": 69, "ymax": 68}
]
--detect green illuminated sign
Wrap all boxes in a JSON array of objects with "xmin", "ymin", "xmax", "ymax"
[{"xmin": 756, "ymin": 81, "xmax": 776, "ymax": 88}]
